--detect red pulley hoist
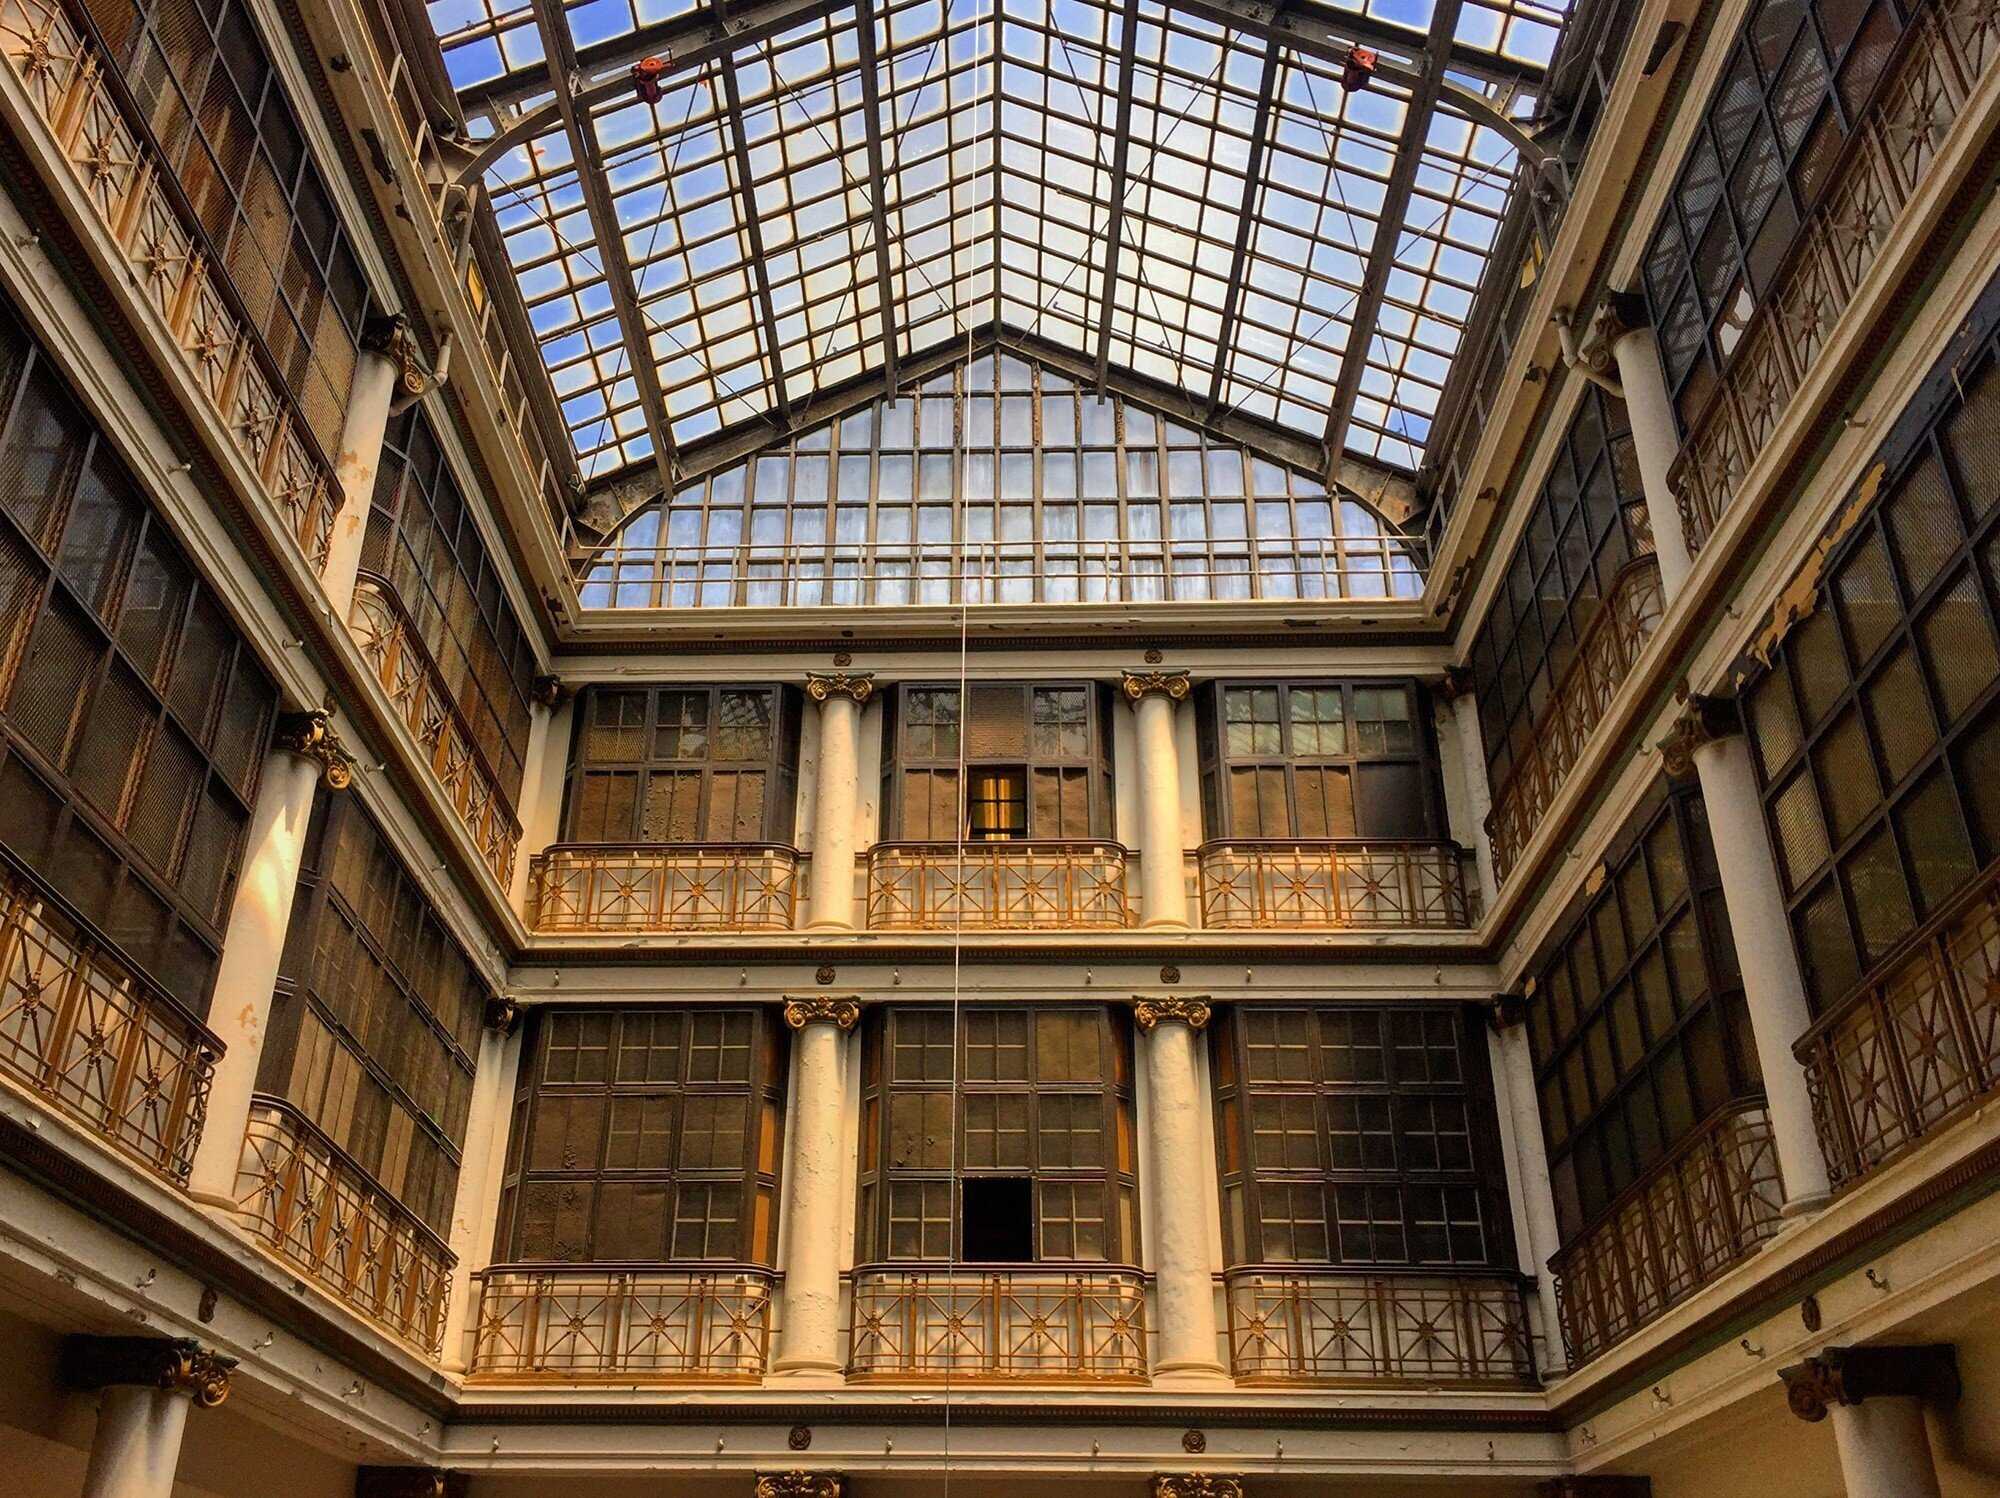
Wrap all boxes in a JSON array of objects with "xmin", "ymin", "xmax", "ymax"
[
  {"xmin": 1340, "ymin": 45, "xmax": 1377, "ymax": 92},
  {"xmin": 631, "ymin": 54, "xmax": 670, "ymax": 103}
]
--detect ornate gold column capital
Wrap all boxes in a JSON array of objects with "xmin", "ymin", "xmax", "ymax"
[
  {"xmin": 1572, "ymin": 290, "xmax": 1652, "ymax": 375},
  {"xmin": 1536, "ymin": 1480, "xmax": 1653, "ymax": 1497},
  {"xmin": 754, "ymin": 1473, "xmax": 844, "ymax": 1498},
  {"xmin": 275, "ymin": 708, "xmax": 356, "ymax": 790},
  {"xmin": 784, "ymin": 997, "xmax": 862, "ymax": 1031},
  {"xmin": 1778, "ymin": 1344, "xmax": 1959, "ymax": 1423},
  {"xmin": 483, "ymin": 995, "xmax": 521, "ymax": 1035},
  {"xmin": 359, "ymin": 312, "xmax": 431, "ymax": 399},
  {"xmin": 1133, "ymin": 996, "xmax": 1213, "ymax": 1032},
  {"xmin": 60, "ymin": 1335, "xmax": 237, "ymax": 1409},
  {"xmin": 805, "ymin": 671, "xmax": 874, "ymax": 705},
  {"xmin": 1121, "ymin": 668, "xmax": 1192, "ymax": 703},
  {"xmin": 1657, "ymin": 691, "xmax": 1739, "ymax": 777},
  {"xmin": 531, "ymin": 673, "xmax": 570, "ymax": 709},
  {"xmin": 1430, "ymin": 663, "xmax": 1476, "ymax": 704},
  {"xmin": 357, "ymin": 1469, "xmax": 470, "ymax": 1498},
  {"xmin": 1154, "ymin": 1475, "xmax": 1243, "ymax": 1498}
]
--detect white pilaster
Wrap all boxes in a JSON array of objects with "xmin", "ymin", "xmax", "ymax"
[
  {"xmin": 441, "ymin": 1014, "xmax": 525, "ymax": 1372},
  {"xmin": 1123, "ymin": 670, "xmax": 1192, "ymax": 929},
  {"xmin": 772, "ymin": 997, "xmax": 859, "ymax": 1378},
  {"xmin": 186, "ymin": 729, "xmax": 342, "ymax": 1208},
  {"xmin": 1134, "ymin": 997, "xmax": 1227, "ymax": 1384},
  {"xmin": 1680, "ymin": 716, "xmax": 1832, "ymax": 1211},
  {"xmin": 805, "ymin": 674, "xmax": 873, "ymax": 930},
  {"xmin": 1488, "ymin": 1019, "xmax": 1566, "ymax": 1375},
  {"xmin": 511, "ymin": 688, "xmax": 573, "ymax": 919}
]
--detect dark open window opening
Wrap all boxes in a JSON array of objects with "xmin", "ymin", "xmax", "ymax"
[{"xmin": 960, "ymin": 1177, "xmax": 1035, "ymax": 1261}]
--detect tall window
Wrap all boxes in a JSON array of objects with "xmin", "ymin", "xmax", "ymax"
[
  {"xmin": 1212, "ymin": 1005, "xmax": 1513, "ymax": 1267},
  {"xmin": 1467, "ymin": 386, "xmax": 1652, "ymax": 792},
  {"xmin": 856, "ymin": 1006, "xmax": 1138, "ymax": 1264},
  {"xmin": 1642, "ymin": 0, "xmax": 1910, "ymax": 433},
  {"xmin": 1194, "ymin": 681, "xmax": 1441, "ymax": 839},
  {"xmin": 1524, "ymin": 784, "xmax": 1759, "ymax": 1242},
  {"xmin": 365, "ymin": 408, "xmax": 538, "ymax": 807},
  {"xmin": 882, "ymin": 683, "xmax": 1114, "ymax": 841},
  {"xmin": 258, "ymin": 790, "xmax": 489, "ymax": 1235},
  {"xmin": 1740, "ymin": 327, "xmax": 2000, "ymax": 1014},
  {"xmin": 80, "ymin": 0, "xmax": 375, "ymax": 453},
  {"xmin": 497, "ymin": 1007, "xmax": 786, "ymax": 1264},
  {"xmin": 0, "ymin": 294, "xmax": 278, "ymax": 1013},
  {"xmin": 579, "ymin": 353, "xmax": 1425, "ymax": 607},
  {"xmin": 564, "ymin": 686, "xmax": 801, "ymax": 844}
]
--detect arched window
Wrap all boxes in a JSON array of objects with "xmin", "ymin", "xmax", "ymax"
[{"xmin": 580, "ymin": 354, "xmax": 1425, "ymax": 609}]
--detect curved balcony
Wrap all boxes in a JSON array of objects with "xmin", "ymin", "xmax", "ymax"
[
  {"xmin": 1486, "ymin": 557, "xmax": 1663, "ymax": 885},
  {"xmin": 1223, "ymin": 1268, "xmax": 1535, "ymax": 1386},
  {"xmin": 1673, "ymin": 0, "xmax": 2000, "ymax": 553},
  {"xmin": 229, "ymin": 1097, "xmax": 453, "ymax": 1355},
  {"xmin": 0, "ymin": 857, "xmax": 219, "ymax": 1185},
  {"xmin": 866, "ymin": 840, "xmax": 1133, "ymax": 931},
  {"xmin": 527, "ymin": 844, "xmax": 801, "ymax": 934},
  {"xmin": 846, "ymin": 1264, "xmax": 1149, "ymax": 1382},
  {"xmin": 1197, "ymin": 839, "xmax": 1479, "ymax": 930},
  {"xmin": 348, "ymin": 572, "xmax": 522, "ymax": 889},
  {"xmin": 1796, "ymin": 858, "xmax": 2000, "ymax": 1190},
  {"xmin": 469, "ymin": 1264, "xmax": 776, "ymax": 1382},
  {"xmin": 1549, "ymin": 1101, "xmax": 1783, "ymax": 1366}
]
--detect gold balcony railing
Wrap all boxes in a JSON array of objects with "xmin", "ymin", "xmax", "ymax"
[
  {"xmin": 348, "ymin": 572, "xmax": 522, "ymax": 888},
  {"xmin": 1486, "ymin": 557, "xmax": 1664, "ymax": 884},
  {"xmin": 1673, "ymin": 0, "xmax": 2000, "ymax": 553},
  {"xmin": 526, "ymin": 844, "xmax": 801, "ymax": 933},
  {"xmin": 0, "ymin": 858, "xmax": 218, "ymax": 1184},
  {"xmin": 846, "ymin": 1265, "xmax": 1149, "ymax": 1381},
  {"xmin": 1796, "ymin": 857, "xmax": 2000, "ymax": 1190},
  {"xmin": 1549, "ymin": 1101, "xmax": 1784, "ymax": 1366},
  {"xmin": 1223, "ymin": 1269, "xmax": 1535, "ymax": 1386},
  {"xmin": 0, "ymin": 0, "xmax": 341, "ymax": 576},
  {"xmin": 468, "ymin": 1264, "xmax": 776, "ymax": 1381},
  {"xmin": 231, "ymin": 1098, "xmax": 453, "ymax": 1355},
  {"xmin": 865, "ymin": 840, "xmax": 1133, "ymax": 931},
  {"xmin": 1198, "ymin": 840, "xmax": 1479, "ymax": 929}
]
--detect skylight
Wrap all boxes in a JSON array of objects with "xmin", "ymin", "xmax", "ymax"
[{"xmin": 424, "ymin": 0, "xmax": 1561, "ymax": 487}]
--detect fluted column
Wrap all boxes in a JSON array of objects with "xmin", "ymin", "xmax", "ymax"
[
  {"xmin": 324, "ymin": 315, "xmax": 425, "ymax": 614},
  {"xmin": 805, "ymin": 673, "xmax": 874, "ymax": 930},
  {"xmin": 1122, "ymin": 670, "xmax": 1192, "ymax": 928},
  {"xmin": 1781, "ymin": 1345, "xmax": 1958, "ymax": 1498},
  {"xmin": 186, "ymin": 712, "xmax": 355, "ymax": 1207},
  {"xmin": 1134, "ymin": 997, "xmax": 1226, "ymax": 1383},
  {"xmin": 1663, "ymin": 698, "xmax": 1832, "ymax": 1211},
  {"xmin": 1582, "ymin": 294, "xmax": 1694, "ymax": 598},
  {"xmin": 773, "ymin": 997, "xmax": 860, "ymax": 1377},
  {"xmin": 61, "ymin": 1337, "xmax": 234, "ymax": 1498}
]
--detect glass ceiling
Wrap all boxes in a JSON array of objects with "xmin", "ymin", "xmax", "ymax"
[{"xmin": 423, "ymin": 0, "xmax": 1561, "ymax": 485}]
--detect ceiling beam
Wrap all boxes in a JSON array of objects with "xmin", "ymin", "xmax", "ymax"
[
  {"xmin": 1203, "ymin": 38, "xmax": 1283, "ymax": 416},
  {"xmin": 1091, "ymin": 0, "xmax": 1144, "ymax": 388},
  {"xmin": 523, "ymin": 0, "xmax": 681, "ymax": 500},
  {"xmin": 1320, "ymin": 0, "xmax": 1464, "ymax": 466},
  {"xmin": 853, "ymin": 0, "xmax": 903, "ymax": 395},
  {"xmin": 714, "ymin": 0, "xmax": 795, "ymax": 424}
]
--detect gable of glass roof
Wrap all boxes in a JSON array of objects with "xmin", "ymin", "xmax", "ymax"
[{"xmin": 419, "ymin": 0, "xmax": 1564, "ymax": 495}]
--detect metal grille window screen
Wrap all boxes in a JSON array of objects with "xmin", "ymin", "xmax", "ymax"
[
  {"xmin": 257, "ymin": 790, "xmax": 490, "ymax": 1235},
  {"xmin": 1212, "ymin": 1004, "xmax": 1514, "ymax": 1269},
  {"xmin": 1523, "ymin": 784, "xmax": 1762, "ymax": 1241},
  {"xmin": 0, "ymin": 293, "xmax": 277, "ymax": 1015},
  {"xmin": 496, "ymin": 1007, "xmax": 786, "ymax": 1265}
]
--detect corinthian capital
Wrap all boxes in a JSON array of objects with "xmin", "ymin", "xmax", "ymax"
[
  {"xmin": 359, "ymin": 312, "xmax": 431, "ymax": 399},
  {"xmin": 1133, "ymin": 996, "xmax": 1213, "ymax": 1032},
  {"xmin": 60, "ymin": 1336, "xmax": 237, "ymax": 1408},
  {"xmin": 754, "ymin": 1473, "xmax": 844, "ymax": 1498},
  {"xmin": 275, "ymin": 708, "xmax": 356, "ymax": 790},
  {"xmin": 784, "ymin": 997, "xmax": 862, "ymax": 1031},
  {"xmin": 1154, "ymin": 1476, "xmax": 1243, "ymax": 1498},
  {"xmin": 805, "ymin": 671, "xmax": 875, "ymax": 704},
  {"xmin": 1656, "ymin": 692, "xmax": 1739, "ymax": 777},
  {"xmin": 1778, "ymin": 1344, "xmax": 1959, "ymax": 1423},
  {"xmin": 1121, "ymin": 669, "xmax": 1192, "ymax": 703}
]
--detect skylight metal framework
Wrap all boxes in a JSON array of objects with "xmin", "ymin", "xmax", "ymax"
[{"xmin": 427, "ymin": 0, "xmax": 1564, "ymax": 491}]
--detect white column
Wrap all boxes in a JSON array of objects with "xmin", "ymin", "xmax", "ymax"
[
  {"xmin": 1441, "ymin": 679, "xmax": 1500, "ymax": 910},
  {"xmin": 440, "ymin": 1014, "xmax": 525, "ymax": 1372},
  {"xmin": 1135, "ymin": 998, "xmax": 1227, "ymax": 1384},
  {"xmin": 1681, "ymin": 714, "xmax": 1832, "ymax": 1211},
  {"xmin": 322, "ymin": 317, "xmax": 412, "ymax": 615},
  {"xmin": 1783, "ymin": 1346, "xmax": 1958, "ymax": 1498},
  {"xmin": 511, "ymin": 688, "xmax": 572, "ymax": 919},
  {"xmin": 186, "ymin": 726, "xmax": 343, "ymax": 1207},
  {"xmin": 805, "ymin": 673, "xmax": 872, "ymax": 930},
  {"xmin": 1594, "ymin": 295, "xmax": 1696, "ymax": 599},
  {"xmin": 1830, "ymin": 1400, "xmax": 1943, "ymax": 1498},
  {"xmin": 1488, "ymin": 1018, "xmax": 1566, "ymax": 1375},
  {"xmin": 64, "ymin": 1338, "xmax": 232, "ymax": 1498},
  {"xmin": 772, "ymin": 997, "xmax": 858, "ymax": 1377},
  {"xmin": 1123, "ymin": 671, "xmax": 1192, "ymax": 929}
]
